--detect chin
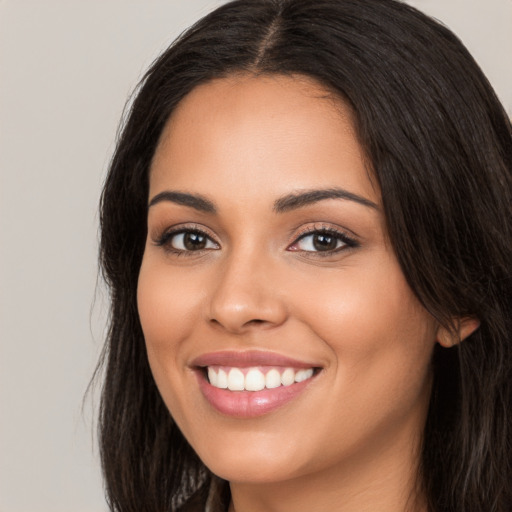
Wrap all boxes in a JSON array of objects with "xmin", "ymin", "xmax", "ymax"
[
  {"xmin": 194, "ymin": 433, "xmax": 312, "ymax": 484},
  {"xmin": 207, "ymin": 459, "xmax": 302, "ymax": 485}
]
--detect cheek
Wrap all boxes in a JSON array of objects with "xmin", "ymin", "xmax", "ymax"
[
  {"xmin": 295, "ymin": 251, "xmax": 434, "ymax": 344},
  {"xmin": 287, "ymin": 254, "xmax": 437, "ymax": 401},
  {"xmin": 137, "ymin": 256, "xmax": 203, "ymax": 348},
  {"xmin": 136, "ymin": 256, "xmax": 204, "ymax": 412},
  {"xmin": 136, "ymin": 255, "xmax": 208, "ymax": 428}
]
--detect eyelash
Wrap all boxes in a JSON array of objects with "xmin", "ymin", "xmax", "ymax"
[
  {"xmin": 154, "ymin": 226, "xmax": 218, "ymax": 256},
  {"xmin": 290, "ymin": 226, "xmax": 359, "ymax": 257},
  {"xmin": 154, "ymin": 225, "xmax": 359, "ymax": 257}
]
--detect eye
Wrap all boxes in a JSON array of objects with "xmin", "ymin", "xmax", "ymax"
[
  {"xmin": 288, "ymin": 228, "xmax": 357, "ymax": 254},
  {"xmin": 156, "ymin": 228, "xmax": 219, "ymax": 253}
]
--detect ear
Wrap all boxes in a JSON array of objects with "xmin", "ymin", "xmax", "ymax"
[{"xmin": 436, "ymin": 317, "xmax": 480, "ymax": 348}]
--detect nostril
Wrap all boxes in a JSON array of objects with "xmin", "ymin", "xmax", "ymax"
[
  {"xmin": 209, "ymin": 317, "xmax": 269, "ymax": 332},
  {"xmin": 242, "ymin": 318, "xmax": 270, "ymax": 328}
]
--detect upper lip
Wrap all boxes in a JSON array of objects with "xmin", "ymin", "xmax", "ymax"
[{"xmin": 191, "ymin": 350, "xmax": 319, "ymax": 369}]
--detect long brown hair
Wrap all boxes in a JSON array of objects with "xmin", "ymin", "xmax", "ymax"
[{"xmin": 97, "ymin": 1, "xmax": 512, "ymax": 510}]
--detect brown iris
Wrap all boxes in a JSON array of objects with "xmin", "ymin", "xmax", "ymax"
[
  {"xmin": 183, "ymin": 231, "xmax": 208, "ymax": 250},
  {"xmin": 312, "ymin": 233, "xmax": 338, "ymax": 251}
]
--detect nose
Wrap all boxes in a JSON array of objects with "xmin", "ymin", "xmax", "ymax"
[{"xmin": 207, "ymin": 251, "xmax": 288, "ymax": 334}]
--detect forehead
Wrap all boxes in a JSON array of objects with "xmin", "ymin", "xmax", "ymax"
[{"xmin": 149, "ymin": 74, "xmax": 378, "ymax": 206}]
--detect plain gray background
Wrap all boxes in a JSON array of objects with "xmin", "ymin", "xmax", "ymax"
[{"xmin": 1, "ymin": 1, "xmax": 510, "ymax": 511}]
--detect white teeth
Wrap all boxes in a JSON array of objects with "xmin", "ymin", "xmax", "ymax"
[
  {"xmin": 207, "ymin": 366, "xmax": 315, "ymax": 391},
  {"xmin": 217, "ymin": 368, "xmax": 228, "ymax": 389},
  {"xmin": 245, "ymin": 368, "xmax": 266, "ymax": 391},
  {"xmin": 265, "ymin": 369, "xmax": 282, "ymax": 389},
  {"xmin": 281, "ymin": 368, "xmax": 295, "ymax": 386},
  {"xmin": 207, "ymin": 367, "xmax": 218, "ymax": 387},
  {"xmin": 227, "ymin": 368, "xmax": 245, "ymax": 391},
  {"xmin": 295, "ymin": 368, "xmax": 314, "ymax": 382}
]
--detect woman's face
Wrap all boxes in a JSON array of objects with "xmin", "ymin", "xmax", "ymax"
[{"xmin": 137, "ymin": 74, "xmax": 439, "ymax": 484}]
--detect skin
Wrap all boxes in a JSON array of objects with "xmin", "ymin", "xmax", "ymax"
[{"xmin": 137, "ymin": 74, "xmax": 471, "ymax": 511}]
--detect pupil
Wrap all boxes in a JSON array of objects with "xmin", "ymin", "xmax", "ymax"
[
  {"xmin": 313, "ymin": 233, "xmax": 337, "ymax": 251},
  {"xmin": 184, "ymin": 232, "xmax": 206, "ymax": 250}
]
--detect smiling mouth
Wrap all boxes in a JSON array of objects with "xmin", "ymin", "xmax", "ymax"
[
  {"xmin": 191, "ymin": 351, "xmax": 322, "ymax": 417},
  {"xmin": 205, "ymin": 366, "xmax": 315, "ymax": 391}
]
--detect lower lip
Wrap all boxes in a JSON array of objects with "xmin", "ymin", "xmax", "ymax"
[{"xmin": 195, "ymin": 371, "xmax": 316, "ymax": 418}]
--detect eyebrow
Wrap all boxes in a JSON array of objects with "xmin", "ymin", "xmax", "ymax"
[
  {"xmin": 148, "ymin": 187, "xmax": 378, "ymax": 214},
  {"xmin": 148, "ymin": 191, "xmax": 216, "ymax": 213},
  {"xmin": 273, "ymin": 188, "xmax": 378, "ymax": 212}
]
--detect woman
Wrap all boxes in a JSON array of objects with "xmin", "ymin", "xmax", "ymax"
[{"xmin": 97, "ymin": 0, "xmax": 512, "ymax": 511}]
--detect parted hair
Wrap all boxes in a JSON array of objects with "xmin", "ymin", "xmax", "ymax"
[{"xmin": 97, "ymin": 1, "xmax": 512, "ymax": 510}]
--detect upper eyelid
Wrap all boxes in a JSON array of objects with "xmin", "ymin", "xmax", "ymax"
[
  {"xmin": 291, "ymin": 223, "xmax": 358, "ymax": 242},
  {"xmin": 153, "ymin": 223, "xmax": 218, "ymax": 242}
]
